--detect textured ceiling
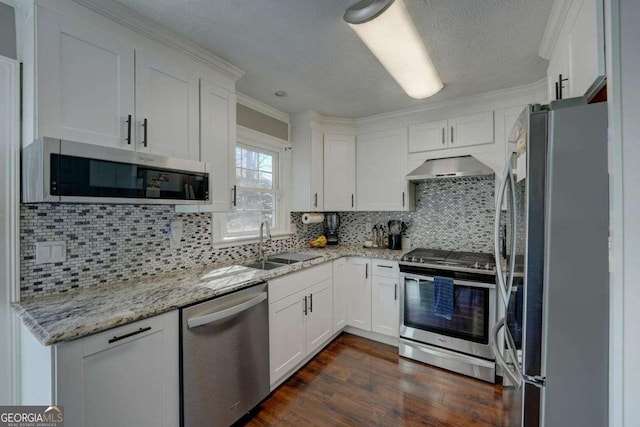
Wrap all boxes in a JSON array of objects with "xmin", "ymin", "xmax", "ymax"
[{"xmin": 114, "ymin": 0, "xmax": 553, "ymax": 118}]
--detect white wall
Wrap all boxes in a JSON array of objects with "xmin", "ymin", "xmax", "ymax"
[{"xmin": 606, "ymin": 0, "xmax": 640, "ymax": 425}]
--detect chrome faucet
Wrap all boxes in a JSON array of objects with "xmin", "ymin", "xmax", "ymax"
[{"xmin": 258, "ymin": 220, "xmax": 272, "ymax": 264}]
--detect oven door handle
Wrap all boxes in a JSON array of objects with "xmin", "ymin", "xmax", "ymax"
[
  {"xmin": 400, "ymin": 273, "xmax": 496, "ymax": 289},
  {"xmin": 491, "ymin": 317, "xmax": 522, "ymax": 388}
]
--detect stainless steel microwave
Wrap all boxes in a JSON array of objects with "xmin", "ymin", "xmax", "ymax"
[{"xmin": 22, "ymin": 137, "xmax": 210, "ymax": 204}]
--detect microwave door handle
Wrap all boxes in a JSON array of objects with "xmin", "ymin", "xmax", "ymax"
[
  {"xmin": 494, "ymin": 161, "xmax": 511, "ymax": 306},
  {"xmin": 491, "ymin": 317, "xmax": 522, "ymax": 388}
]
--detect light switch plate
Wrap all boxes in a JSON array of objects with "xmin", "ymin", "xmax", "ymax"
[{"xmin": 35, "ymin": 241, "xmax": 66, "ymax": 264}]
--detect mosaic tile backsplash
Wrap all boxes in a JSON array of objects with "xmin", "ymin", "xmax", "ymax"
[
  {"xmin": 332, "ymin": 177, "xmax": 497, "ymax": 252},
  {"xmin": 20, "ymin": 176, "xmax": 496, "ymax": 299}
]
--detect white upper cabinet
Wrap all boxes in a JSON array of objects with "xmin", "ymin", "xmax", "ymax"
[
  {"xmin": 291, "ymin": 126, "xmax": 324, "ymax": 212},
  {"xmin": 35, "ymin": 6, "xmax": 135, "ymax": 149},
  {"xmin": 200, "ymin": 80, "xmax": 237, "ymax": 211},
  {"xmin": 408, "ymin": 111, "xmax": 494, "ymax": 154},
  {"xmin": 135, "ymin": 51, "xmax": 199, "ymax": 160},
  {"xmin": 357, "ymin": 128, "xmax": 414, "ymax": 211},
  {"xmin": 323, "ymin": 134, "xmax": 356, "ymax": 211},
  {"xmin": 408, "ymin": 120, "xmax": 448, "ymax": 152},
  {"xmin": 545, "ymin": 0, "xmax": 605, "ymax": 101},
  {"xmin": 448, "ymin": 111, "xmax": 494, "ymax": 148},
  {"xmin": 310, "ymin": 129, "xmax": 325, "ymax": 211}
]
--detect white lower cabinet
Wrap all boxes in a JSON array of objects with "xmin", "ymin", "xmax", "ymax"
[
  {"xmin": 347, "ymin": 257, "xmax": 372, "ymax": 331},
  {"xmin": 371, "ymin": 276, "xmax": 400, "ymax": 337},
  {"xmin": 268, "ymin": 263, "xmax": 333, "ymax": 386},
  {"xmin": 332, "ymin": 258, "xmax": 348, "ymax": 332},
  {"xmin": 55, "ymin": 311, "xmax": 179, "ymax": 427}
]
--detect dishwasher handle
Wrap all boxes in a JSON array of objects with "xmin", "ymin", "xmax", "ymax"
[{"xmin": 187, "ymin": 292, "xmax": 267, "ymax": 329}]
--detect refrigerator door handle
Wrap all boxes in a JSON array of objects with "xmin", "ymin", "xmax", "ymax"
[
  {"xmin": 490, "ymin": 317, "xmax": 522, "ymax": 388},
  {"xmin": 494, "ymin": 161, "xmax": 511, "ymax": 306},
  {"xmin": 506, "ymin": 156, "xmax": 517, "ymax": 299}
]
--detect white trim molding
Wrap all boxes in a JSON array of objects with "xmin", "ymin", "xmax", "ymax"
[
  {"xmin": 538, "ymin": 0, "xmax": 574, "ymax": 59},
  {"xmin": 0, "ymin": 55, "xmax": 21, "ymax": 404},
  {"xmin": 356, "ymin": 79, "xmax": 547, "ymax": 126},
  {"xmin": 70, "ymin": 0, "xmax": 245, "ymax": 81},
  {"xmin": 236, "ymin": 93, "xmax": 290, "ymax": 124}
]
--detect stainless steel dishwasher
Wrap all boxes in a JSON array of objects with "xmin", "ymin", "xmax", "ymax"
[{"xmin": 180, "ymin": 283, "xmax": 269, "ymax": 427}]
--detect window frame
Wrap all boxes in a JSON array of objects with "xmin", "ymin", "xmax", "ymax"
[{"xmin": 213, "ymin": 126, "xmax": 291, "ymax": 247}]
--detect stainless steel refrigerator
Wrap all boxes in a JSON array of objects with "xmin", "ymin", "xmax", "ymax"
[{"xmin": 491, "ymin": 99, "xmax": 609, "ymax": 426}]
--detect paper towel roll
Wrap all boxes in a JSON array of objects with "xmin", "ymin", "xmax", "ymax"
[{"xmin": 302, "ymin": 213, "xmax": 325, "ymax": 224}]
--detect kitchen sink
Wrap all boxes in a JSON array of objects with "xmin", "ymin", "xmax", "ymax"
[
  {"xmin": 267, "ymin": 252, "xmax": 322, "ymax": 264},
  {"xmin": 244, "ymin": 260, "xmax": 288, "ymax": 270}
]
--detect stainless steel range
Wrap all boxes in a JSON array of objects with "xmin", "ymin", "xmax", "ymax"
[{"xmin": 399, "ymin": 248, "xmax": 497, "ymax": 382}]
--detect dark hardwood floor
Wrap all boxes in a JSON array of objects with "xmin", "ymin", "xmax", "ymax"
[{"xmin": 240, "ymin": 333, "xmax": 521, "ymax": 427}]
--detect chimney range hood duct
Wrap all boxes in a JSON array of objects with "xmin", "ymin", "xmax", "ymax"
[{"xmin": 406, "ymin": 155, "xmax": 494, "ymax": 181}]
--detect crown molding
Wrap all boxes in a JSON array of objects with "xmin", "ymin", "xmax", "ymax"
[
  {"xmin": 292, "ymin": 110, "xmax": 357, "ymax": 135},
  {"xmin": 357, "ymin": 79, "xmax": 547, "ymax": 125},
  {"xmin": 538, "ymin": 0, "xmax": 574, "ymax": 60},
  {"xmin": 71, "ymin": 0, "xmax": 245, "ymax": 81},
  {"xmin": 236, "ymin": 93, "xmax": 289, "ymax": 124}
]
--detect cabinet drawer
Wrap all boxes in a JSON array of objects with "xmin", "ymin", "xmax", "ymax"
[
  {"xmin": 82, "ymin": 315, "xmax": 165, "ymax": 357},
  {"xmin": 372, "ymin": 260, "xmax": 399, "ymax": 278},
  {"xmin": 269, "ymin": 263, "xmax": 332, "ymax": 303}
]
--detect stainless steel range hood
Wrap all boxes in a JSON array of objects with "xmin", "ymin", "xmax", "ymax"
[{"xmin": 406, "ymin": 155, "xmax": 494, "ymax": 181}]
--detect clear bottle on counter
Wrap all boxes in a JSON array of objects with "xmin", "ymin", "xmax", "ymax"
[{"xmin": 372, "ymin": 225, "xmax": 379, "ymax": 247}]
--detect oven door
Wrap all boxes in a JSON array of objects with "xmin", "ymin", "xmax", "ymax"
[{"xmin": 400, "ymin": 272, "xmax": 496, "ymax": 360}]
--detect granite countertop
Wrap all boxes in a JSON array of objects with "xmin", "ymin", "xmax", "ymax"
[{"xmin": 15, "ymin": 245, "xmax": 406, "ymax": 346}]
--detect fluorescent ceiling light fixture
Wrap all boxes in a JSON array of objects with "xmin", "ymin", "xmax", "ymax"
[{"xmin": 344, "ymin": 0, "xmax": 444, "ymax": 99}]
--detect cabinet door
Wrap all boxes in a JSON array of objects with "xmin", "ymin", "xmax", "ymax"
[
  {"xmin": 36, "ymin": 6, "xmax": 135, "ymax": 149},
  {"xmin": 332, "ymin": 258, "xmax": 348, "ymax": 333},
  {"xmin": 269, "ymin": 291, "xmax": 306, "ymax": 385},
  {"xmin": 408, "ymin": 120, "xmax": 447, "ymax": 153},
  {"xmin": 200, "ymin": 80, "xmax": 236, "ymax": 211},
  {"xmin": 55, "ymin": 312, "xmax": 179, "ymax": 427},
  {"xmin": 371, "ymin": 276, "xmax": 400, "ymax": 337},
  {"xmin": 357, "ymin": 128, "xmax": 413, "ymax": 211},
  {"xmin": 305, "ymin": 278, "xmax": 333, "ymax": 355},
  {"xmin": 323, "ymin": 134, "xmax": 356, "ymax": 211},
  {"xmin": 347, "ymin": 258, "xmax": 372, "ymax": 331},
  {"xmin": 310, "ymin": 128, "xmax": 324, "ymax": 211},
  {"xmin": 568, "ymin": 0, "xmax": 605, "ymax": 98},
  {"xmin": 135, "ymin": 51, "xmax": 199, "ymax": 160},
  {"xmin": 448, "ymin": 111, "xmax": 494, "ymax": 148}
]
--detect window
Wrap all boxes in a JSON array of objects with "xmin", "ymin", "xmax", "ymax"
[
  {"xmin": 224, "ymin": 145, "xmax": 278, "ymax": 236},
  {"xmin": 214, "ymin": 126, "xmax": 291, "ymax": 245}
]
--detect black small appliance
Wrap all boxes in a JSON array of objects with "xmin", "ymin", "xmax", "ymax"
[{"xmin": 325, "ymin": 213, "xmax": 340, "ymax": 245}]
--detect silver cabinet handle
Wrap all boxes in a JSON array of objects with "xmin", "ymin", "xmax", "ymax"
[
  {"xmin": 442, "ymin": 127, "xmax": 445, "ymax": 145},
  {"xmin": 314, "ymin": 192, "xmax": 318, "ymax": 208},
  {"xmin": 351, "ymin": 194, "xmax": 354, "ymax": 208},
  {"xmin": 187, "ymin": 292, "xmax": 267, "ymax": 328},
  {"xmin": 394, "ymin": 284, "xmax": 398, "ymax": 301},
  {"xmin": 309, "ymin": 293, "xmax": 313, "ymax": 313},
  {"xmin": 402, "ymin": 192, "xmax": 405, "ymax": 207},
  {"xmin": 303, "ymin": 296, "xmax": 308, "ymax": 315},
  {"xmin": 365, "ymin": 264, "xmax": 368, "ymax": 279},
  {"xmin": 450, "ymin": 125, "xmax": 454, "ymax": 144},
  {"xmin": 377, "ymin": 264, "xmax": 392, "ymax": 269}
]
